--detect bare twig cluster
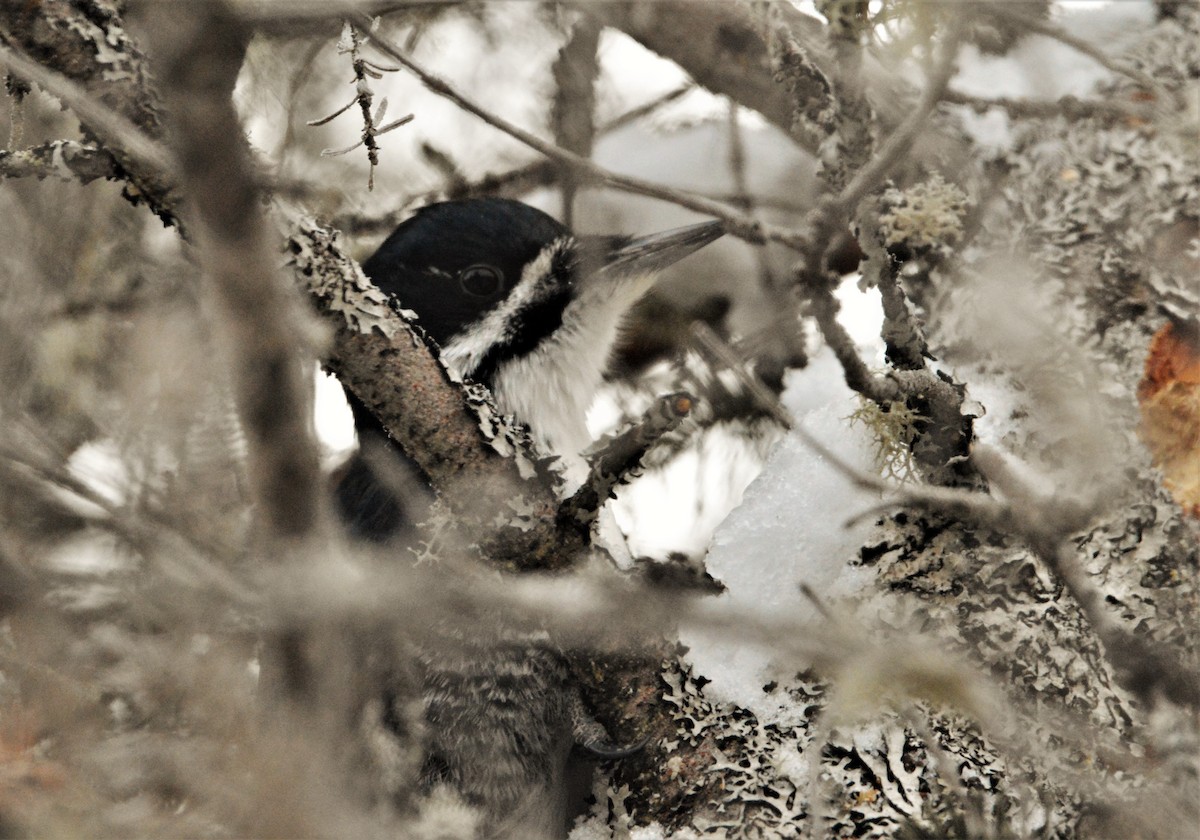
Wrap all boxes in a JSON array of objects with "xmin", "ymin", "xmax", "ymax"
[{"xmin": 307, "ymin": 19, "xmax": 413, "ymax": 190}]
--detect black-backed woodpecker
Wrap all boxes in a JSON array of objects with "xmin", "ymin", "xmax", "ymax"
[{"xmin": 336, "ymin": 198, "xmax": 723, "ymax": 839}]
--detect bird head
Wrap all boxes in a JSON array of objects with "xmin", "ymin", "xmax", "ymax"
[{"xmin": 362, "ymin": 197, "xmax": 723, "ymax": 464}]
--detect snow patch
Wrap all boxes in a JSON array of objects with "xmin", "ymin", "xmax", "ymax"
[{"xmin": 682, "ymin": 348, "xmax": 885, "ymax": 726}]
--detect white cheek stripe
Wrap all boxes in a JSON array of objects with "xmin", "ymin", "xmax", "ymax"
[
  {"xmin": 438, "ymin": 245, "xmax": 662, "ymax": 477},
  {"xmin": 490, "ymin": 276, "xmax": 652, "ymax": 468},
  {"xmin": 440, "ymin": 238, "xmax": 572, "ymax": 377}
]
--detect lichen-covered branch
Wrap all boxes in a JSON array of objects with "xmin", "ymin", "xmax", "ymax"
[
  {"xmin": 309, "ymin": 20, "xmax": 413, "ymax": 190},
  {"xmin": 0, "ymin": 0, "xmax": 178, "ymax": 223},
  {"xmin": 283, "ymin": 216, "xmax": 594, "ymax": 572},
  {"xmin": 825, "ymin": 18, "xmax": 964, "ymax": 218},
  {"xmin": 559, "ymin": 392, "xmax": 694, "ymax": 538},
  {"xmin": 0, "ymin": 139, "xmax": 119, "ymax": 183}
]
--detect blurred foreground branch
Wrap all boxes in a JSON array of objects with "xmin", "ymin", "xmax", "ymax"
[{"xmin": 141, "ymin": 4, "xmax": 322, "ymax": 542}]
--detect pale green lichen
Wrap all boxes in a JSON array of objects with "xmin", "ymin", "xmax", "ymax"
[
  {"xmin": 878, "ymin": 174, "xmax": 970, "ymax": 255},
  {"xmin": 847, "ymin": 397, "xmax": 922, "ymax": 483}
]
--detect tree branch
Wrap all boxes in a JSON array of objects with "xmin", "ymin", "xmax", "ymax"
[
  {"xmin": 549, "ymin": 14, "xmax": 601, "ymax": 226},
  {"xmin": 0, "ymin": 0, "xmax": 177, "ymax": 224},
  {"xmin": 284, "ymin": 215, "xmax": 591, "ymax": 572},
  {"xmin": 943, "ymin": 88, "xmax": 1153, "ymax": 121},
  {"xmin": 701, "ymin": 330, "xmax": 1200, "ymax": 715},
  {"xmin": 979, "ymin": 2, "xmax": 1180, "ymax": 108},
  {"xmin": 329, "ymin": 82, "xmax": 694, "ymax": 236},
  {"xmin": 0, "ymin": 140, "xmax": 120, "ymax": 184},
  {"xmin": 0, "ymin": 42, "xmax": 171, "ymax": 177},
  {"xmin": 140, "ymin": 3, "xmax": 322, "ymax": 542},
  {"xmin": 580, "ymin": 1, "xmax": 816, "ymax": 150},
  {"xmin": 825, "ymin": 19, "xmax": 964, "ymax": 217},
  {"xmin": 559, "ymin": 392, "xmax": 694, "ymax": 538}
]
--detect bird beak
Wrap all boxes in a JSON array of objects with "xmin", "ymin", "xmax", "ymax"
[{"xmin": 597, "ymin": 220, "xmax": 726, "ymax": 278}]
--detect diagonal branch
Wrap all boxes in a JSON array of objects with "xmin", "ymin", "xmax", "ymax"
[
  {"xmin": 0, "ymin": 41, "xmax": 172, "ymax": 176},
  {"xmin": 0, "ymin": 0, "xmax": 178, "ymax": 226},
  {"xmin": 284, "ymin": 216, "xmax": 591, "ymax": 572},
  {"xmin": 979, "ymin": 3, "xmax": 1180, "ymax": 108},
  {"xmin": 695, "ymin": 323, "xmax": 1200, "ymax": 711},
  {"xmin": 329, "ymin": 82, "xmax": 695, "ymax": 236},
  {"xmin": 0, "ymin": 140, "xmax": 121, "ymax": 184},
  {"xmin": 349, "ymin": 11, "xmax": 806, "ymax": 249},
  {"xmin": 559, "ymin": 392, "xmax": 694, "ymax": 538},
  {"xmin": 824, "ymin": 19, "xmax": 965, "ymax": 218}
]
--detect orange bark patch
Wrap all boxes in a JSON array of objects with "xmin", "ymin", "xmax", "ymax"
[{"xmin": 1139, "ymin": 322, "xmax": 1200, "ymax": 517}]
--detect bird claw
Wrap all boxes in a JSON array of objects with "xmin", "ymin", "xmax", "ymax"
[
  {"xmin": 569, "ymin": 684, "xmax": 646, "ymax": 761},
  {"xmin": 578, "ymin": 736, "xmax": 649, "ymax": 761}
]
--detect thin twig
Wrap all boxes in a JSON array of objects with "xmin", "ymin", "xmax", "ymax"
[
  {"xmin": 605, "ymin": 83, "xmax": 694, "ymax": 132},
  {"xmin": 559, "ymin": 392, "xmax": 694, "ymax": 536},
  {"xmin": 690, "ymin": 322, "xmax": 793, "ymax": 430},
  {"xmin": 827, "ymin": 19, "xmax": 964, "ymax": 216},
  {"xmin": 350, "ymin": 12, "xmax": 806, "ymax": 248},
  {"xmin": 980, "ymin": 4, "xmax": 1178, "ymax": 109},
  {"xmin": 800, "ymin": 269, "xmax": 902, "ymax": 405},
  {"xmin": 943, "ymin": 88, "xmax": 1151, "ymax": 121},
  {"xmin": 330, "ymin": 83, "xmax": 696, "ymax": 236},
  {"xmin": 798, "ymin": 583, "xmax": 833, "ymax": 620},
  {"xmin": 310, "ymin": 21, "xmax": 413, "ymax": 189},
  {"xmin": 692, "ymin": 321, "xmax": 881, "ymax": 494},
  {"xmin": 274, "ymin": 38, "xmax": 328, "ymax": 163}
]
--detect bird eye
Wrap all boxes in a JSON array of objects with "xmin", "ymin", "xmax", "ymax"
[{"xmin": 459, "ymin": 264, "xmax": 504, "ymax": 297}]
